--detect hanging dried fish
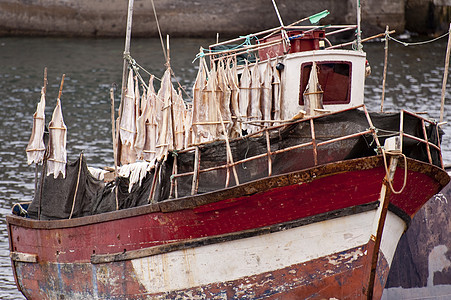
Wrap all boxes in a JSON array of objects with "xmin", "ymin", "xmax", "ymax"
[
  {"xmin": 272, "ymin": 61, "xmax": 282, "ymax": 123},
  {"xmin": 248, "ymin": 62, "xmax": 262, "ymax": 133},
  {"xmin": 239, "ymin": 60, "xmax": 251, "ymax": 133},
  {"xmin": 303, "ymin": 61, "xmax": 324, "ymax": 116},
  {"xmin": 184, "ymin": 106, "xmax": 193, "ymax": 148},
  {"xmin": 204, "ymin": 65, "xmax": 219, "ymax": 141},
  {"xmin": 47, "ymin": 97, "xmax": 67, "ymax": 178},
  {"xmin": 143, "ymin": 75, "xmax": 158, "ymax": 163},
  {"xmin": 226, "ymin": 57, "xmax": 241, "ymax": 138},
  {"xmin": 261, "ymin": 58, "xmax": 273, "ymax": 127},
  {"xmin": 216, "ymin": 59, "xmax": 232, "ymax": 137},
  {"xmin": 191, "ymin": 56, "xmax": 209, "ymax": 143},
  {"xmin": 119, "ymin": 69, "xmax": 137, "ymax": 147},
  {"xmin": 135, "ymin": 81, "xmax": 149, "ymax": 160},
  {"xmin": 156, "ymin": 68, "xmax": 174, "ymax": 160},
  {"xmin": 26, "ymin": 87, "xmax": 46, "ymax": 165},
  {"xmin": 173, "ymin": 88, "xmax": 186, "ymax": 150},
  {"xmin": 119, "ymin": 70, "xmax": 138, "ymax": 164}
]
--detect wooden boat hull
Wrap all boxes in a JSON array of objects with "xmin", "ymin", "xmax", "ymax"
[{"xmin": 7, "ymin": 156, "xmax": 449, "ymax": 299}]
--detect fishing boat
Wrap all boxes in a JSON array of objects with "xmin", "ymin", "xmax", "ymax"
[{"xmin": 6, "ymin": 1, "xmax": 450, "ymax": 299}]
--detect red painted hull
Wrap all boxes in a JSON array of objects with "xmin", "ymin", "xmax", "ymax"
[{"xmin": 7, "ymin": 156, "xmax": 449, "ymax": 299}]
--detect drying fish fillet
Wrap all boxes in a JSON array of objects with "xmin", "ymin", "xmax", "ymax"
[
  {"xmin": 204, "ymin": 66, "xmax": 219, "ymax": 140},
  {"xmin": 88, "ymin": 167, "xmax": 108, "ymax": 181},
  {"xmin": 184, "ymin": 107, "xmax": 193, "ymax": 148},
  {"xmin": 119, "ymin": 161, "xmax": 152, "ymax": 193},
  {"xmin": 216, "ymin": 59, "xmax": 232, "ymax": 137},
  {"xmin": 119, "ymin": 70, "xmax": 137, "ymax": 147},
  {"xmin": 239, "ymin": 60, "xmax": 251, "ymax": 133},
  {"xmin": 135, "ymin": 84, "xmax": 149, "ymax": 160},
  {"xmin": 47, "ymin": 98, "xmax": 67, "ymax": 178},
  {"xmin": 226, "ymin": 57, "xmax": 241, "ymax": 138},
  {"xmin": 303, "ymin": 61, "xmax": 324, "ymax": 116},
  {"xmin": 272, "ymin": 62, "xmax": 282, "ymax": 123},
  {"xmin": 119, "ymin": 71, "xmax": 138, "ymax": 165},
  {"xmin": 248, "ymin": 62, "xmax": 262, "ymax": 133},
  {"xmin": 156, "ymin": 68, "xmax": 174, "ymax": 160},
  {"xmin": 143, "ymin": 75, "xmax": 158, "ymax": 163},
  {"xmin": 173, "ymin": 88, "xmax": 186, "ymax": 150},
  {"xmin": 261, "ymin": 58, "xmax": 273, "ymax": 127},
  {"xmin": 26, "ymin": 87, "xmax": 46, "ymax": 165},
  {"xmin": 191, "ymin": 56, "xmax": 208, "ymax": 144}
]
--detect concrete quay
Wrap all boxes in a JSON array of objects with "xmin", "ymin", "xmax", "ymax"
[{"xmin": 0, "ymin": 0, "xmax": 449, "ymax": 38}]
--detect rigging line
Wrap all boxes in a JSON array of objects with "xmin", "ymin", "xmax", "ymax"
[
  {"xmin": 126, "ymin": 52, "xmax": 193, "ymax": 103},
  {"xmin": 387, "ymin": 31, "xmax": 450, "ymax": 47},
  {"xmin": 126, "ymin": 55, "xmax": 162, "ymax": 82},
  {"xmin": 150, "ymin": 0, "xmax": 168, "ymax": 62},
  {"xmin": 170, "ymin": 68, "xmax": 194, "ymax": 102}
]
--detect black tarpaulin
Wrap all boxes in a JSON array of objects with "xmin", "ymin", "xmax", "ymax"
[{"xmin": 28, "ymin": 155, "xmax": 104, "ymax": 220}]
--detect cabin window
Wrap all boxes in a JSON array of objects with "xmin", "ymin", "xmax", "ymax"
[{"xmin": 299, "ymin": 61, "xmax": 351, "ymax": 105}]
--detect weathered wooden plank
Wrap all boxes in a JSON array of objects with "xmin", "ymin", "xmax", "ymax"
[{"xmin": 10, "ymin": 252, "xmax": 38, "ymax": 263}]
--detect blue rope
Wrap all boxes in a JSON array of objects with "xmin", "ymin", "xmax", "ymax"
[{"xmin": 192, "ymin": 34, "xmax": 259, "ymax": 63}]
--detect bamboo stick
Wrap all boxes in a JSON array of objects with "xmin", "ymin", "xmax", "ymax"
[
  {"xmin": 440, "ymin": 23, "xmax": 451, "ymax": 123},
  {"xmin": 380, "ymin": 26, "xmax": 389, "ymax": 112},
  {"xmin": 327, "ymin": 30, "xmax": 395, "ymax": 50},
  {"xmin": 69, "ymin": 153, "xmax": 83, "ymax": 219},
  {"xmin": 265, "ymin": 129, "xmax": 272, "ymax": 176},
  {"xmin": 149, "ymin": 161, "xmax": 161, "ymax": 204},
  {"xmin": 110, "ymin": 86, "xmax": 119, "ymax": 210},
  {"xmin": 191, "ymin": 147, "xmax": 200, "ymax": 195},
  {"xmin": 35, "ymin": 68, "xmax": 48, "ymax": 197},
  {"xmin": 57, "ymin": 74, "xmax": 65, "ymax": 100},
  {"xmin": 117, "ymin": 0, "xmax": 134, "ymax": 166},
  {"xmin": 217, "ymin": 106, "xmax": 240, "ymax": 186}
]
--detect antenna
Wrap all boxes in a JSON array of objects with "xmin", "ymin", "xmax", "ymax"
[
  {"xmin": 356, "ymin": 0, "xmax": 362, "ymax": 50},
  {"xmin": 271, "ymin": 0, "xmax": 290, "ymax": 46}
]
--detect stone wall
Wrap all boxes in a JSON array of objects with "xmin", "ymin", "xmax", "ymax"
[
  {"xmin": 0, "ymin": 0, "xmax": 408, "ymax": 38},
  {"xmin": 406, "ymin": 0, "xmax": 451, "ymax": 34}
]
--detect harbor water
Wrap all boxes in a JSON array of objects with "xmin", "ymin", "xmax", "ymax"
[{"xmin": 0, "ymin": 36, "xmax": 450, "ymax": 299}]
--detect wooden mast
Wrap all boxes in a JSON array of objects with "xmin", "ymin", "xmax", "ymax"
[
  {"xmin": 117, "ymin": 0, "xmax": 134, "ymax": 166},
  {"xmin": 440, "ymin": 23, "xmax": 451, "ymax": 123}
]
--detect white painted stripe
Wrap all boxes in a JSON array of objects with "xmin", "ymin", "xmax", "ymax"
[
  {"xmin": 380, "ymin": 211, "xmax": 407, "ymax": 266},
  {"xmin": 131, "ymin": 209, "xmax": 406, "ymax": 294}
]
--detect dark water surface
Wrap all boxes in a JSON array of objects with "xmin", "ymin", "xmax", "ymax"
[{"xmin": 0, "ymin": 36, "xmax": 450, "ymax": 299}]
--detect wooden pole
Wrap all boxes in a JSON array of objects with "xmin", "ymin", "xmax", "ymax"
[
  {"xmin": 380, "ymin": 25, "xmax": 389, "ymax": 113},
  {"xmin": 367, "ymin": 153, "xmax": 398, "ymax": 299},
  {"xmin": 117, "ymin": 0, "xmax": 134, "ymax": 165},
  {"xmin": 356, "ymin": 0, "xmax": 362, "ymax": 50},
  {"xmin": 110, "ymin": 86, "xmax": 119, "ymax": 210},
  {"xmin": 440, "ymin": 23, "xmax": 451, "ymax": 123},
  {"xmin": 57, "ymin": 74, "xmax": 65, "ymax": 100},
  {"xmin": 35, "ymin": 68, "xmax": 48, "ymax": 196}
]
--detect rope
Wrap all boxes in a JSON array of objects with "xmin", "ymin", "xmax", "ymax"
[
  {"xmin": 381, "ymin": 148, "xmax": 408, "ymax": 194},
  {"xmin": 387, "ymin": 31, "xmax": 450, "ymax": 47},
  {"xmin": 193, "ymin": 35, "xmax": 259, "ymax": 62},
  {"xmin": 150, "ymin": 0, "xmax": 168, "ymax": 62},
  {"xmin": 69, "ymin": 153, "xmax": 83, "ymax": 219},
  {"xmin": 124, "ymin": 53, "xmax": 193, "ymax": 102}
]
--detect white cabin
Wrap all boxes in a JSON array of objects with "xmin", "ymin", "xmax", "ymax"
[{"xmin": 278, "ymin": 49, "xmax": 367, "ymax": 119}]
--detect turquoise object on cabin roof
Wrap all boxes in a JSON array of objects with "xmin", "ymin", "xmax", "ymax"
[{"xmin": 309, "ymin": 10, "xmax": 330, "ymax": 24}]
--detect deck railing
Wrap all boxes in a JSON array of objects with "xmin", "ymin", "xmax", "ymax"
[{"xmin": 161, "ymin": 105, "xmax": 444, "ymax": 200}]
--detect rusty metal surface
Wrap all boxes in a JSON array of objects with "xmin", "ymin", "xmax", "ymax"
[{"xmin": 11, "ymin": 241, "xmax": 390, "ymax": 299}]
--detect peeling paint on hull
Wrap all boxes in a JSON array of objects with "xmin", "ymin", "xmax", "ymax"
[{"xmin": 7, "ymin": 157, "xmax": 449, "ymax": 299}]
